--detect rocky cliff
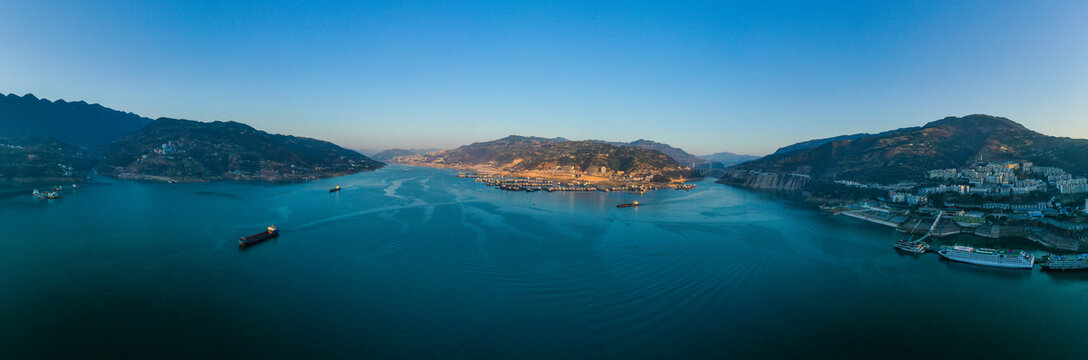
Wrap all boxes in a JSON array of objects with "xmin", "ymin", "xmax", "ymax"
[{"xmin": 717, "ymin": 170, "xmax": 810, "ymax": 191}]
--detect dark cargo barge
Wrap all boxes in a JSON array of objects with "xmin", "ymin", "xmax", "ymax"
[{"xmin": 239, "ymin": 225, "xmax": 279, "ymax": 247}]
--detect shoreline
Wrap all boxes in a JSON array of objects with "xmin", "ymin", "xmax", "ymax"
[
  {"xmin": 393, "ymin": 161, "xmax": 699, "ymax": 191},
  {"xmin": 96, "ymin": 165, "xmax": 384, "ymax": 185},
  {"xmin": 722, "ymin": 182, "xmax": 1088, "ymax": 253}
]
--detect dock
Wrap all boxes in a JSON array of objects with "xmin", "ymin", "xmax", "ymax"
[{"xmin": 840, "ymin": 207, "xmax": 906, "ymax": 228}]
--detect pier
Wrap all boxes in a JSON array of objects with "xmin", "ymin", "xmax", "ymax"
[{"xmin": 840, "ymin": 206, "xmax": 906, "ymax": 228}]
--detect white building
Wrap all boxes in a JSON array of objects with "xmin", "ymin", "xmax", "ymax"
[
  {"xmin": 1011, "ymin": 203, "xmax": 1049, "ymax": 212},
  {"xmin": 1032, "ymin": 166, "xmax": 1065, "ymax": 177},
  {"xmin": 919, "ymin": 184, "xmax": 970, "ymax": 195},
  {"xmin": 889, "ymin": 191, "xmax": 927, "ymax": 205},
  {"xmin": 1060, "ymin": 183, "xmax": 1088, "ymax": 194}
]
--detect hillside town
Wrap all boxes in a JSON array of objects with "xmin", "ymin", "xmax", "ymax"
[
  {"xmin": 393, "ymin": 151, "xmax": 697, "ymax": 190},
  {"xmin": 831, "ymin": 160, "xmax": 1088, "ymax": 251},
  {"xmin": 0, "ymin": 138, "xmax": 97, "ymax": 184},
  {"xmin": 457, "ymin": 172, "xmax": 694, "ymax": 193}
]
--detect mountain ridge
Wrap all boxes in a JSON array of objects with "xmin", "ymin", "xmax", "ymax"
[
  {"xmin": 0, "ymin": 93, "xmax": 151, "ymax": 148},
  {"xmin": 727, "ymin": 114, "xmax": 1088, "ymax": 187},
  {"xmin": 701, "ymin": 152, "xmax": 760, "ymax": 167},
  {"xmin": 401, "ymin": 135, "xmax": 693, "ymax": 184},
  {"xmin": 372, "ymin": 148, "xmax": 442, "ymax": 161},
  {"xmin": 595, "ymin": 139, "xmax": 705, "ymax": 166},
  {"xmin": 0, "ymin": 136, "xmax": 99, "ymax": 185},
  {"xmin": 99, "ymin": 117, "xmax": 383, "ymax": 182}
]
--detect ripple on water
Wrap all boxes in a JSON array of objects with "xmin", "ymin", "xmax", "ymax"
[{"xmin": 8, "ymin": 169, "xmax": 1085, "ymax": 359}]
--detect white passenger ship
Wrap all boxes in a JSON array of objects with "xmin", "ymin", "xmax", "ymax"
[{"xmin": 937, "ymin": 245, "xmax": 1034, "ymax": 269}]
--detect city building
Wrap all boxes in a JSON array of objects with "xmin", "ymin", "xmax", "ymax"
[
  {"xmin": 1061, "ymin": 183, "xmax": 1088, "ymax": 194},
  {"xmin": 889, "ymin": 191, "xmax": 927, "ymax": 205}
]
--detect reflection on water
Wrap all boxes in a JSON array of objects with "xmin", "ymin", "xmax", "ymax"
[
  {"xmin": 1, "ymin": 166, "xmax": 1087, "ymax": 359},
  {"xmin": 938, "ymin": 258, "xmax": 1033, "ymax": 280},
  {"xmin": 1041, "ymin": 269, "xmax": 1088, "ymax": 283}
]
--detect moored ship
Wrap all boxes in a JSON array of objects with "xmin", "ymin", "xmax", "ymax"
[
  {"xmin": 893, "ymin": 238, "xmax": 929, "ymax": 254},
  {"xmin": 937, "ymin": 245, "xmax": 1034, "ymax": 269},
  {"xmin": 1040, "ymin": 253, "xmax": 1088, "ymax": 271},
  {"xmin": 239, "ymin": 225, "xmax": 279, "ymax": 247},
  {"xmin": 32, "ymin": 189, "xmax": 60, "ymax": 199}
]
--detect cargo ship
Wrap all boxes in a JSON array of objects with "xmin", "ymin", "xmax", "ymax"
[
  {"xmin": 937, "ymin": 245, "xmax": 1034, "ymax": 269},
  {"xmin": 893, "ymin": 238, "xmax": 929, "ymax": 254},
  {"xmin": 616, "ymin": 201, "xmax": 640, "ymax": 208},
  {"xmin": 329, "ymin": 185, "xmax": 341, "ymax": 193},
  {"xmin": 1040, "ymin": 253, "xmax": 1088, "ymax": 271},
  {"xmin": 239, "ymin": 225, "xmax": 279, "ymax": 247},
  {"xmin": 32, "ymin": 189, "xmax": 60, "ymax": 199}
]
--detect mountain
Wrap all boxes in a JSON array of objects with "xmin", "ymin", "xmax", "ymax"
[
  {"xmin": 99, "ymin": 118, "xmax": 383, "ymax": 182},
  {"xmin": 0, "ymin": 93, "xmax": 151, "ymax": 148},
  {"xmin": 771, "ymin": 127, "xmax": 920, "ymax": 155},
  {"xmin": 0, "ymin": 136, "xmax": 99, "ymax": 185},
  {"xmin": 598, "ymin": 139, "xmax": 704, "ymax": 166},
  {"xmin": 701, "ymin": 152, "xmax": 760, "ymax": 167},
  {"xmin": 726, "ymin": 114, "xmax": 1088, "ymax": 187},
  {"xmin": 372, "ymin": 148, "xmax": 441, "ymax": 161},
  {"xmin": 405, "ymin": 135, "xmax": 691, "ymax": 183},
  {"xmin": 772, "ymin": 133, "xmax": 876, "ymax": 155},
  {"xmin": 494, "ymin": 135, "xmax": 569, "ymax": 144}
]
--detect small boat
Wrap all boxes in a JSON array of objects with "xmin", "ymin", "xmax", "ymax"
[
  {"xmin": 32, "ymin": 189, "xmax": 60, "ymax": 199},
  {"xmin": 239, "ymin": 225, "xmax": 279, "ymax": 247},
  {"xmin": 893, "ymin": 238, "xmax": 929, "ymax": 254},
  {"xmin": 617, "ymin": 201, "xmax": 640, "ymax": 208},
  {"xmin": 329, "ymin": 185, "xmax": 342, "ymax": 193}
]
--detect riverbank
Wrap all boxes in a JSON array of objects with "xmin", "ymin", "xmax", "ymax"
[
  {"xmin": 100, "ymin": 167, "xmax": 379, "ymax": 184},
  {"xmin": 401, "ymin": 162, "xmax": 698, "ymax": 191},
  {"xmin": 830, "ymin": 204, "xmax": 1086, "ymax": 252},
  {"xmin": 6, "ymin": 166, "xmax": 1088, "ymax": 359}
]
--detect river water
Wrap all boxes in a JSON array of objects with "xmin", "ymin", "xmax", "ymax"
[{"xmin": 1, "ymin": 166, "xmax": 1086, "ymax": 359}]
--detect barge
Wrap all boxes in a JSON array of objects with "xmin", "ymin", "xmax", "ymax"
[{"xmin": 239, "ymin": 225, "xmax": 279, "ymax": 247}]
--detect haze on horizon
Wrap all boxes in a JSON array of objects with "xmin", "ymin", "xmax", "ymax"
[{"xmin": 2, "ymin": 0, "xmax": 1086, "ymax": 156}]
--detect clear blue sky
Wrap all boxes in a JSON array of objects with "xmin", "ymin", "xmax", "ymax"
[{"xmin": 2, "ymin": 1, "xmax": 1086, "ymax": 155}]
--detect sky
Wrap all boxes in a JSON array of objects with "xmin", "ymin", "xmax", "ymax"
[{"xmin": 2, "ymin": 0, "xmax": 1087, "ymax": 155}]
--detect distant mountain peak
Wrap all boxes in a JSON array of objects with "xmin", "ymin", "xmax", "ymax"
[
  {"xmin": 0, "ymin": 92, "xmax": 151, "ymax": 148},
  {"xmin": 702, "ymin": 152, "xmax": 760, "ymax": 167},
  {"xmin": 595, "ymin": 139, "xmax": 705, "ymax": 165},
  {"xmin": 372, "ymin": 148, "xmax": 442, "ymax": 161},
  {"xmin": 922, "ymin": 114, "xmax": 1028, "ymax": 132},
  {"xmin": 494, "ymin": 135, "xmax": 568, "ymax": 143}
]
